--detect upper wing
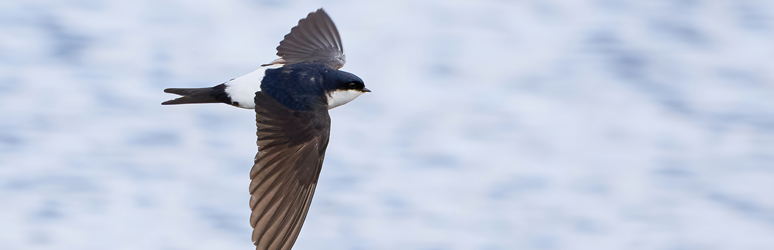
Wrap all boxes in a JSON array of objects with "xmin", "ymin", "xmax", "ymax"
[
  {"xmin": 249, "ymin": 92, "xmax": 331, "ymax": 250},
  {"xmin": 262, "ymin": 8, "xmax": 346, "ymax": 69}
]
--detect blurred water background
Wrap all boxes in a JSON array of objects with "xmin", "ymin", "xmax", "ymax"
[{"xmin": 1, "ymin": 0, "xmax": 773, "ymax": 249}]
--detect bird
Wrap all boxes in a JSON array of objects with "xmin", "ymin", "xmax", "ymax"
[{"xmin": 161, "ymin": 9, "xmax": 369, "ymax": 250}]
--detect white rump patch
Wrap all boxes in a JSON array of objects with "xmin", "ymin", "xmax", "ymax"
[
  {"xmin": 224, "ymin": 68, "xmax": 266, "ymax": 109},
  {"xmin": 327, "ymin": 89, "xmax": 364, "ymax": 109}
]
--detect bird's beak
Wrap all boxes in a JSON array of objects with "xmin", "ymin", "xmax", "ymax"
[{"xmin": 362, "ymin": 88, "xmax": 371, "ymax": 93}]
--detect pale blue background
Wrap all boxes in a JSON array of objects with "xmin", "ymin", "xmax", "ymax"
[{"xmin": 1, "ymin": 0, "xmax": 773, "ymax": 249}]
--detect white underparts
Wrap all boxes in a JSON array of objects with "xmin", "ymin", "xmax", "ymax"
[
  {"xmin": 224, "ymin": 68, "xmax": 266, "ymax": 109},
  {"xmin": 327, "ymin": 89, "xmax": 364, "ymax": 109}
]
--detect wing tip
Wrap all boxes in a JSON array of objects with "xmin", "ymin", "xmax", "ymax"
[
  {"xmin": 312, "ymin": 8, "xmax": 328, "ymax": 17},
  {"xmin": 271, "ymin": 7, "xmax": 344, "ymax": 68}
]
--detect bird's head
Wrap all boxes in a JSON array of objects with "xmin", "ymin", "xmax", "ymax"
[{"xmin": 324, "ymin": 70, "xmax": 369, "ymax": 109}]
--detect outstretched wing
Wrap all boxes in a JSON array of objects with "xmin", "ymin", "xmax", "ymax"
[
  {"xmin": 249, "ymin": 92, "xmax": 331, "ymax": 250},
  {"xmin": 262, "ymin": 8, "xmax": 346, "ymax": 69}
]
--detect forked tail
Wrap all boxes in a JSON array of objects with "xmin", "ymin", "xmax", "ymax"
[{"xmin": 162, "ymin": 84, "xmax": 231, "ymax": 105}]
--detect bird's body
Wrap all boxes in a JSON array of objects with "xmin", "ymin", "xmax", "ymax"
[
  {"xmin": 162, "ymin": 9, "xmax": 368, "ymax": 250},
  {"xmin": 261, "ymin": 63, "xmax": 365, "ymax": 110}
]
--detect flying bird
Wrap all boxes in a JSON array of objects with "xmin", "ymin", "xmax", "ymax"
[{"xmin": 162, "ymin": 9, "xmax": 369, "ymax": 250}]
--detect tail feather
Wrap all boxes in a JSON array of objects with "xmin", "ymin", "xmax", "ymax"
[{"xmin": 162, "ymin": 84, "xmax": 231, "ymax": 105}]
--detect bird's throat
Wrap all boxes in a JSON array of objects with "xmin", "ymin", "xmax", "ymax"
[{"xmin": 326, "ymin": 89, "xmax": 363, "ymax": 109}]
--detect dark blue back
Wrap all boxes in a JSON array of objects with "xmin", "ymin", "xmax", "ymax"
[{"xmin": 261, "ymin": 63, "xmax": 330, "ymax": 110}]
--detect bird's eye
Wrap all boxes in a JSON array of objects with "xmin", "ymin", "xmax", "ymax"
[{"xmin": 348, "ymin": 82, "xmax": 358, "ymax": 89}]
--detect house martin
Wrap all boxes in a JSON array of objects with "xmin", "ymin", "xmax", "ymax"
[{"xmin": 162, "ymin": 9, "xmax": 369, "ymax": 250}]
